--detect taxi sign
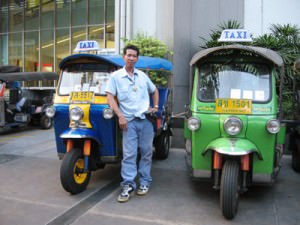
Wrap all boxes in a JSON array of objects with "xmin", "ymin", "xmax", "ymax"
[
  {"xmin": 215, "ymin": 98, "xmax": 252, "ymax": 114},
  {"xmin": 218, "ymin": 29, "xmax": 253, "ymax": 42},
  {"xmin": 74, "ymin": 40, "xmax": 101, "ymax": 53},
  {"xmin": 70, "ymin": 91, "xmax": 94, "ymax": 103}
]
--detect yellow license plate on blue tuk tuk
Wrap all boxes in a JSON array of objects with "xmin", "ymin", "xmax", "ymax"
[
  {"xmin": 70, "ymin": 91, "xmax": 94, "ymax": 103},
  {"xmin": 216, "ymin": 98, "xmax": 252, "ymax": 114}
]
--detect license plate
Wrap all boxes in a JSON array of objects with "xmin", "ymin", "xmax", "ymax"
[
  {"xmin": 215, "ymin": 99, "xmax": 252, "ymax": 114},
  {"xmin": 70, "ymin": 91, "xmax": 94, "ymax": 103}
]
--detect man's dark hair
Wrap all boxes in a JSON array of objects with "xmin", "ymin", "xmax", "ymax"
[{"xmin": 123, "ymin": 45, "xmax": 140, "ymax": 56}]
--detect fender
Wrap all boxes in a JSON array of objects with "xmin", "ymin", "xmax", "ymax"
[
  {"xmin": 60, "ymin": 127, "xmax": 101, "ymax": 145},
  {"xmin": 203, "ymin": 138, "xmax": 262, "ymax": 160}
]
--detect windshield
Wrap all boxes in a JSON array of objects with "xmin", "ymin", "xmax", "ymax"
[
  {"xmin": 197, "ymin": 63, "xmax": 271, "ymax": 102},
  {"xmin": 58, "ymin": 63, "xmax": 115, "ymax": 95}
]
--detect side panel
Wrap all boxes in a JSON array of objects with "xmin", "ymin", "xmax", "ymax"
[{"xmin": 53, "ymin": 103, "xmax": 118, "ymax": 157}]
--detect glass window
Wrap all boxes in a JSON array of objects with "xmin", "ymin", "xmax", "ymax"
[
  {"xmin": 88, "ymin": 26, "xmax": 104, "ymax": 48},
  {"xmin": 0, "ymin": 0, "xmax": 9, "ymax": 33},
  {"xmin": 41, "ymin": 29, "xmax": 54, "ymax": 72},
  {"xmin": 9, "ymin": 0, "xmax": 24, "ymax": 32},
  {"xmin": 56, "ymin": 28, "xmax": 70, "ymax": 71},
  {"xmin": 24, "ymin": 31, "xmax": 38, "ymax": 71},
  {"xmin": 41, "ymin": 0, "xmax": 54, "ymax": 29},
  {"xmin": 106, "ymin": 24, "xmax": 114, "ymax": 48},
  {"xmin": 197, "ymin": 63, "xmax": 271, "ymax": 102},
  {"xmin": 106, "ymin": 0, "xmax": 114, "ymax": 24},
  {"xmin": 25, "ymin": 0, "xmax": 40, "ymax": 30},
  {"xmin": 59, "ymin": 63, "xmax": 114, "ymax": 95},
  {"xmin": 9, "ymin": 33, "xmax": 22, "ymax": 67},
  {"xmin": 72, "ymin": 0, "xmax": 87, "ymax": 27},
  {"xmin": 71, "ymin": 27, "xmax": 86, "ymax": 52},
  {"xmin": 0, "ymin": 34, "xmax": 8, "ymax": 65},
  {"xmin": 56, "ymin": 0, "xmax": 70, "ymax": 28},
  {"xmin": 89, "ymin": 0, "xmax": 104, "ymax": 25}
]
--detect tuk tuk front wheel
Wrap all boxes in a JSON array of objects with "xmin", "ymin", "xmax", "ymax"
[
  {"xmin": 220, "ymin": 159, "xmax": 240, "ymax": 220},
  {"xmin": 292, "ymin": 138, "xmax": 300, "ymax": 172},
  {"xmin": 40, "ymin": 114, "xmax": 53, "ymax": 129},
  {"xmin": 153, "ymin": 131, "xmax": 170, "ymax": 160},
  {"xmin": 60, "ymin": 148, "xmax": 91, "ymax": 194}
]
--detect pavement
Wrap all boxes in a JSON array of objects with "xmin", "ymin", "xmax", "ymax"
[{"xmin": 0, "ymin": 128, "xmax": 300, "ymax": 225}]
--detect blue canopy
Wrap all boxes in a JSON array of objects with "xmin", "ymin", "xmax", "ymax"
[{"xmin": 59, "ymin": 54, "xmax": 173, "ymax": 71}]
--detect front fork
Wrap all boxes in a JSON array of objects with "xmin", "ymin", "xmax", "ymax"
[
  {"xmin": 213, "ymin": 151, "xmax": 249, "ymax": 192},
  {"xmin": 66, "ymin": 139, "xmax": 91, "ymax": 172}
]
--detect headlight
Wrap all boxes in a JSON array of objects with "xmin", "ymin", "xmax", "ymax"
[
  {"xmin": 266, "ymin": 119, "xmax": 280, "ymax": 134},
  {"xmin": 70, "ymin": 107, "xmax": 83, "ymax": 122},
  {"xmin": 187, "ymin": 117, "xmax": 200, "ymax": 131},
  {"xmin": 224, "ymin": 117, "xmax": 242, "ymax": 136},
  {"xmin": 45, "ymin": 106, "xmax": 56, "ymax": 118},
  {"xmin": 103, "ymin": 107, "xmax": 114, "ymax": 119}
]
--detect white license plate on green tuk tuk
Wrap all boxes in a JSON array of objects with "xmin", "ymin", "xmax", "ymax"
[
  {"xmin": 70, "ymin": 91, "xmax": 94, "ymax": 103},
  {"xmin": 216, "ymin": 98, "xmax": 252, "ymax": 114}
]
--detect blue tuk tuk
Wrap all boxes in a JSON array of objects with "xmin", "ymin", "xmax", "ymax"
[{"xmin": 46, "ymin": 41, "xmax": 173, "ymax": 194}]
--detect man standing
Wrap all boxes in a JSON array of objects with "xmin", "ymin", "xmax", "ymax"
[{"xmin": 105, "ymin": 45, "xmax": 159, "ymax": 203}]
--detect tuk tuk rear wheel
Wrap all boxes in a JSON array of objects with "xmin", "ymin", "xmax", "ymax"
[
  {"xmin": 292, "ymin": 138, "xmax": 300, "ymax": 172},
  {"xmin": 40, "ymin": 114, "xmax": 53, "ymax": 130},
  {"xmin": 153, "ymin": 131, "xmax": 170, "ymax": 160},
  {"xmin": 60, "ymin": 148, "xmax": 91, "ymax": 194},
  {"xmin": 220, "ymin": 160, "xmax": 240, "ymax": 220}
]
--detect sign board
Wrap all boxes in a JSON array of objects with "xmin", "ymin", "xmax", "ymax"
[
  {"xmin": 74, "ymin": 40, "xmax": 101, "ymax": 53},
  {"xmin": 218, "ymin": 29, "xmax": 253, "ymax": 42}
]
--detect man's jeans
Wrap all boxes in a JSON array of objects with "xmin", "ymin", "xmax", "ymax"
[{"xmin": 121, "ymin": 118, "xmax": 154, "ymax": 189}]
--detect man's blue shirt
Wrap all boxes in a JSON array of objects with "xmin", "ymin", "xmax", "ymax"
[{"xmin": 105, "ymin": 67, "xmax": 156, "ymax": 121}]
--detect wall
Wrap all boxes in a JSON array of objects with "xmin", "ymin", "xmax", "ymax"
[{"xmin": 244, "ymin": 0, "xmax": 300, "ymax": 37}]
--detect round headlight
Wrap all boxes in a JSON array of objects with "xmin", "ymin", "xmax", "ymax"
[
  {"xmin": 70, "ymin": 107, "xmax": 83, "ymax": 122},
  {"xmin": 103, "ymin": 107, "xmax": 114, "ymax": 119},
  {"xmin": 224, "ymin": 117, "xmax": 242, "ymax": 136},
  {"xmin": 45, "ymin": 106, "xmax": 56, "ymax": 118},
  {"xmin": 266, "ymin": 119, "xmax": 280, "ymax": 134},
  {"xmin": 187, "ymin": 117, "xmax": 200, "ymax": 131}
]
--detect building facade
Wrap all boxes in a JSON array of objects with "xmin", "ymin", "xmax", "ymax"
[{"xmin": 1, "ymin": 0, "xmax": 300, "ymax": 146}]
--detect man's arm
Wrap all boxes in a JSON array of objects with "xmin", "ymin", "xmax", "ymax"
[
  {"xmin": 106, "ymin": 92, "xmax": 128, "ymax": 130},
  {"xmin": 151, "ymin": 88, "xmax": 159, "ymax": 113}
]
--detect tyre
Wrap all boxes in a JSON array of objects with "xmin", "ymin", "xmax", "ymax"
[
  {"xmin": 40, "ymin": 114, "xmax": 52, "ymax": 130},
  {"xmin": 60, "ymin": 148, "xmax": 91, "ymax": 194},
  {"xmin": 220, "ymin": 159, "xmax": 240, "ymax": 220},
  {"xmin": 153, "ymin": 131, "xmax": 170, "ymax": 160},
  {"xmin": 292, "ymin": 138, "xmax": 300, "ymax": 172}
]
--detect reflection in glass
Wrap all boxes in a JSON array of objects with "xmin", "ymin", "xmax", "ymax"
[
  {"xmin": 89, "ymin": 0, "xmax": 104, "ymax": 25},
  {"xmin": 9, "ymin": 0, "xmax": 23, "ymax": 32},
  {"xmin": 25, "ymin": 0, "xmax": 40, "ymax": 30},
  {"xmin": 197, "ymin": 63, "xmax": 271, "ymax": 102},
  {"xmin": 9, "ymin": 33, "xmax": 22, "ymax": 67},
  {"xmin": 41, "ymin": 0, "xmax": 54, "ymax": 29},
  {"xmin": 88, "ymin": 26, "xmax": 104, "ymax": 48},
  {"xmin": 56, "ymin": 28, "xmax": 70, "ymax": 72},
  {"xmin": 41, "ymin": 29, "xmax": 54, "ymax": 72},
  {"xmin": 1, "ymin": 0, "xmax": 8, "ymax": 32},
  {"xmin": 72, "ymin": 0, "xmax": 87, "ymax": 27},
  {"xmin": 56, "ymin": 0, "xmax": 71, "ymax": 28},
  {"xmin": 71, "ymin": 27, "xmax": 86, "ymax": 53},
  {"xmin": 24, "ymin": 31, "xmax": 38, "ymax": 71}
]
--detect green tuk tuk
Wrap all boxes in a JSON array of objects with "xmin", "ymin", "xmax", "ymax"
[{"xmin": 184, "ymin": 42, "xmax": 286, "ymax": 219}]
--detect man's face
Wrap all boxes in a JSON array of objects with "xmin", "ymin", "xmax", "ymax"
[{"xmin": 123, "ymin": 49, "xmax": 138, "ymax": 68}]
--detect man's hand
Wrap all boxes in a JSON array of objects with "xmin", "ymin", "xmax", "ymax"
[
  {"xmin": 118, "ymin": 115, "xmax": 128, "ymax": 131},
  {"xmin": 149, "ymin": 106, "xmax": 158, "ymax": 114}
]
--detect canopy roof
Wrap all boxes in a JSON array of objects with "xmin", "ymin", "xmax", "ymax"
[
  {"xmin": 190, "ymin": 45, "xmax": 284, "ymax": 67},
  {"xmin": 59, "ymin": 54, "xmax": 173, "ymax": 71},
  {"xmin": 0, "ymin": 70, "xmax": 58, "ymax": 82}
]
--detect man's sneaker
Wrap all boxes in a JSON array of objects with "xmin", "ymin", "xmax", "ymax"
[
  {"xmin": 117, "ymin": 185, "xmax": 134, "ymax": 203},
  {"xmin": 136, "ymin": 185, "xmax": 149, "ymax": 196}
]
